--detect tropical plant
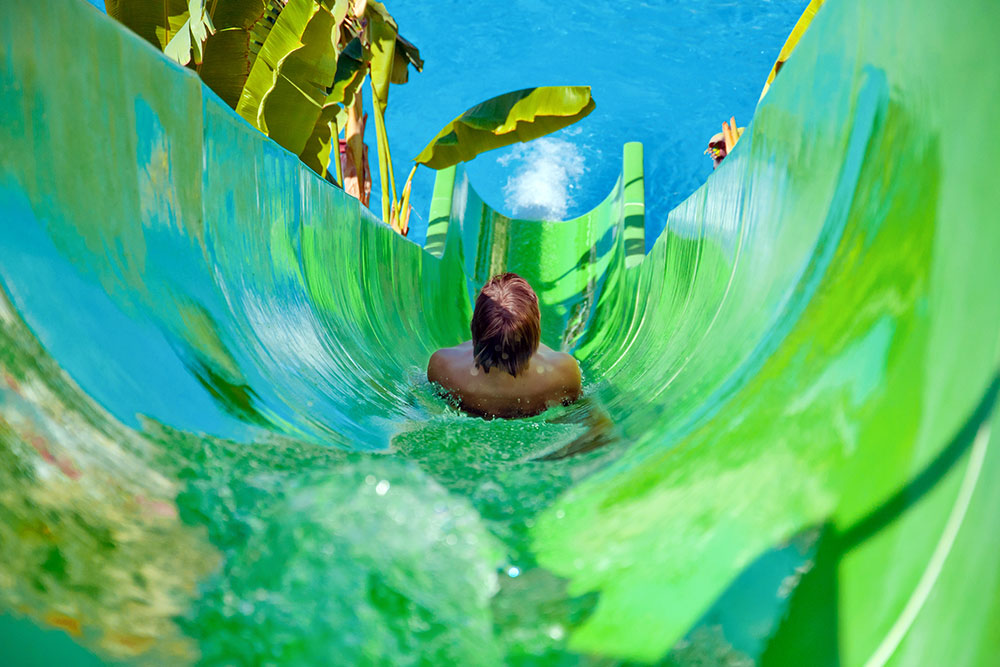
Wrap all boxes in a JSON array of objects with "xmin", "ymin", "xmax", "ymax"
[
  {"xmin": 107, "ymin": 1, "xmax": 594, "ymax": 236},
  {"xmin": 107, "ymin": 0, "xmax": 416, "ymax": 189}
]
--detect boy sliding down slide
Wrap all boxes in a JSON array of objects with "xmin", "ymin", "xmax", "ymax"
[{"xmin": 428, "ymin": 273, "xmax": 582, "ymax": 418}]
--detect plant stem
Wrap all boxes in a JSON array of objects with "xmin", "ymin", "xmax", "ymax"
[
  {"xmin": 368, "ymin": 78, "xmax": 396, "ymax": 224},
  {"xmin": 395, "ymin": 164, "xmax": 417, "ymax": 235},
  {"xmin": 332, "ymin": 117, "xmax": 344, "ymax": 188}
]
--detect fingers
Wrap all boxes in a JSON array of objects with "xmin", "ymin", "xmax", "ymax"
[
  {"xmin": 722, "ymin": 121, "xmax": 735, "ymax": 153},
  {"xmin": 722, "ymin": 117, "xmax": 746, "ymax": 154},
  {"xmin": 712, "ymin": 115, "xmax": 747, "ymax": 165}
]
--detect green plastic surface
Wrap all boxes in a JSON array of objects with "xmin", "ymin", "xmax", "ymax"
[{"xmin": 1, "ymin": 0, "xmax": 999, "ymax": 664}]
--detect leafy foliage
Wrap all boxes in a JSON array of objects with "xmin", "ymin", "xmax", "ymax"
[
  {"xmin": 414, "ymin": 86, "xmax": 596, "ymax": 170},
  {"xmin": 109, "ymin": 0, "xmax": 421, "ymax": 188},
  {"xmin": 109, "ymin": 1, "xmax": 593, "ymax": 236}
]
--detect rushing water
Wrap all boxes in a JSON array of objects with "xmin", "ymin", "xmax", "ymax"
[{"xmin": 3, "ymin": 0, "xmax": 1000, "ymax": 665}]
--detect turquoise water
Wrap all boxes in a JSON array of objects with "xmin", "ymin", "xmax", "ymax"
[
  {"xmin": 379, "ymin": 0, "xmax": 811, "ymax": 247},
  {"xmin": 87, "ymin": 0, "xmax": 810, "ymax": 246},
  {"xmin": 3, "ymin": 0, "xmax": 1000, "ymax": 665}
]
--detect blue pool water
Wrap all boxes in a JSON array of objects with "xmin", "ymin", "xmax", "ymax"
[
  {"xmin": 386, "ymin": 0, "xmax": 810, "ymax": 246},
  {"xmin": 84, "ymin": 0, "xmax": 809, "ymax": 246}
]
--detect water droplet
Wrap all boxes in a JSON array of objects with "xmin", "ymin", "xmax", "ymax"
[
  {"xmin": 507, "ymin": 566, "xmax": 521, "ymax": 578},
  {"xmin": 365, "ymin": 474, "xmax": 376, "ymax": 485},
  {"xmin": 548, "ymin": 625, "xmax": 565, "ymax": 640},
  {"xmin": 375, "ymin": 480, "xmax": 390, "ymax": 495}
]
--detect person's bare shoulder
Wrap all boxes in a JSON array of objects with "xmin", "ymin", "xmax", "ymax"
[
  {"xmin": 427, "ymin": 341, "xmax": 472, "ymax": 386},
  {"xmin": 553, "ymin": 351, "xmax": 582, "ymax": 396},
  {"xmin": 427, "ymin": 348, "xmax": 459, "ymax": 386},
  {"xmin": 532, "ymin": 347, "xmax": 581, "ymax": 405},
  {"xmin": 427, "ymin": 349, "xmax": 447, "ymax": 385}
]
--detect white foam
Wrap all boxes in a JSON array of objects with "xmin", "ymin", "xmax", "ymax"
[{"xmin": 499, "ymin": 138, "xmax": 585, "ymax": 220}]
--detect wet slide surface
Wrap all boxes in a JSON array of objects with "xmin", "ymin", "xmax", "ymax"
[{"xmin": 2, "ymin": 0, "xmax": 1000, "ymax": 664}]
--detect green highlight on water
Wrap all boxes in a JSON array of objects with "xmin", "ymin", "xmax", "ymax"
[{"xmin": 1, "ymin": 0, "xmax": 999, "ymax": 664}]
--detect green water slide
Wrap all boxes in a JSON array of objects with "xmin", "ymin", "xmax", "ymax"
[{"xmin": 1, "ymin": 0, "xmax": 999, "ymax": 664}]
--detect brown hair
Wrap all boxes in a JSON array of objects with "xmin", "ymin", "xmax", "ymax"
[{"xmin": 471, "ymin": 273, "xmax": 540, "ymax": 377}]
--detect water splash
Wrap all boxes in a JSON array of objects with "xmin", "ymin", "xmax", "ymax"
[{"xmin": 499, "ymin": 138, "xmax": 585, "ymax": 220}]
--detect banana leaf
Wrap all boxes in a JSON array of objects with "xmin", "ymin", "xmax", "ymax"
[
  {"xmin": 234, "ymin": 0, "xmax": 319, "ymax": 132},
  {"xmin": 365, "ymin": 0, "xmax": 400, "ymax": 221},
  {"xmin": 106, "ymin": 0, "xmax": 192, "ymax": 53},
  {"xmin": 259, "ymin": 0, "xmax": 346, "ymax": 154},
  {"xmin": 299, "ymin": 105, "xmax": 340, "ymax": 177},
  {"xmin": 195, "ymin": 0, "xmax": 272, "ymax": 108},
  {"xmin": 362, "ymin": 2, "xmax": 420, "ymax": 112},
  {"xmin": 111, "ymin": 0, "xmax": 416, "ymax": 204},
  {"xmin": 413, "ymin": 86, "xmax": 595, "ymax": 170},
  {"xmin": 391, "ymin": 34, "xmax": 422, "ymax": 85},
  {"xmin": 163, "ymin": 0, "xmax": 215, "ymax": 65},
  {"xmin": 107, "ymin": 0, "xmax": 214, "ymax": 66},
  {"xmin": 326, "ymin": 36, "xmax": 367, "ymax": 109},
  {"xmin": 110, "ymin": 1, "xmax": 277, "ymax": 108},
  {"xmin": 297, "ymin": 35, "xmax": 367, "ymax": 177}
]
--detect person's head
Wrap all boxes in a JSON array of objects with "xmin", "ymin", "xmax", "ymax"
[
  {"xmin": 706, "ymin": 132, "xmax": 727, "ymax": 168},
  {"xmin": 471, "ymin": 272, "xmax": 540, "ymax": 377}
]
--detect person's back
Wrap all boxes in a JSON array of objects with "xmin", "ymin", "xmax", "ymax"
[{"xmin": 427, "ymin": 273, "xmax": 581, "ymax": 418}]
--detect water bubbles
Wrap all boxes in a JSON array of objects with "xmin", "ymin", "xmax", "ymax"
[
  {"xmin": 364, "ymin": 474, "xmax": 376, "ymax": 486},
  {"xmin": 499, "ymin": 138, "xmax": 585, "ymax": 220},
  {"xmin": 507, "ymin": 566, "xmax": 521, "ymax": 578},
  {"xmin": 547, "ymin": 625, "xmax": 565, "ymax": 640},
  {"xmin": 375, "ymin": 480, "xmax": 390, "ymax": 496}
]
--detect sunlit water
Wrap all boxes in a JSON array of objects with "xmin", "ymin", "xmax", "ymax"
[
  {"xmin": 388, "ymin": 0, "xmax": 810, "ymax": 247},
  {"xmin": 87, "ymin": 0, "xmax": 808, "ymax": 246}
]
